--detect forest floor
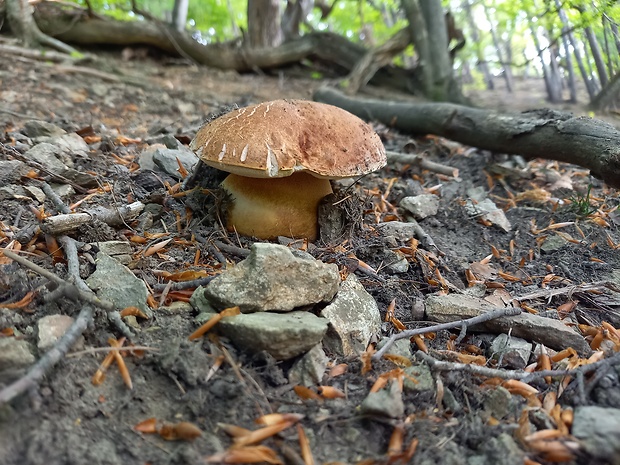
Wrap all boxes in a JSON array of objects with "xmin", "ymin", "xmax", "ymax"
[{"xmin": 1, "ymin": 48, "xmax": 620, "ymax": 465}]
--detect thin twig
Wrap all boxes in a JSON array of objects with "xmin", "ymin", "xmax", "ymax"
[
  {"xmin": 2, "ymin": 248, "xmax": 113, "ymax": 312},
  {"xmin": 515, "ymin": 281, "xmax": 619, "ymax": 301},
  {"xmin": 0, "ymin": 236, "xmax": 96, "ymax": 405},
  {"xmin": 0, "ymin": 305, "xmax": 94, "ymax": 405},
  {"xmin": 41, "ymin": 182, "xmax": 71, "ymax": 214},
  {"xmin": 213, "ymin": 240, "xmax": 250, "ymax": 258},
  {"xmin": 415, "ymin": 350, "xmax": 620, "ymax": 385},
  {"xmin": 373, "ymin": 307, "xmax": 522, "ymax": 360},
  {"xmin": 152, "ymin": 276, "xmax": 217, "ymax": 292}
]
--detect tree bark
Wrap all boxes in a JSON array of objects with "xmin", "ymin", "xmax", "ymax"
[
  {"xmin": 463, "ymin": 0, "xmax": 493, "ymax": 90},
  {"xmin": 554, "ymin": 0, "xmax": 577, "ymax": 103},
  {"xmin": 484, "ymin": 4, "xmax": 513, "ymax": 92},
  {"xmin": 584, "ymin": 25, "xmax": 608, "ymax": 88},
  {"xmin": 247, "ymin": 0, "xmax": 283, "ymax": 48},
  {"xmin": 5, "ymin": 0, "xmax": 77, "ymax": 54},
  {"xmin": 590, "ymin": 71, "xmax": 620, "ymax": 111},
  {"xmin": 313, "ymin": 86, "xmax": 620, "ymax": 188},
  {"xmin": 31, "ymin": 2, "xmax": 423, "ymax": 94},
  {"xmin": 530, "ymin": 23, "xmax": 562, "ymax": 103},
  {"xmin": 171, "ymin": 0, "xmax": 189, "ymax": 32}
]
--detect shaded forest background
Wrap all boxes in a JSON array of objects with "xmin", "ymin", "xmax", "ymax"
[{"xmin": 3, "ymin": 0, "xmax": 620, "ymax": 112}]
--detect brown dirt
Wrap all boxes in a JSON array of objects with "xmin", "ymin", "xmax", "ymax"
[{"xmin": 0, "ymin": 50, "xmax": 619, "ymax": 465}]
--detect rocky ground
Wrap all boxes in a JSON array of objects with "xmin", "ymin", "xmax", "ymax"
[{"xmin": 0, "ymin": 45, "xmax": 620, "ymax": 465}]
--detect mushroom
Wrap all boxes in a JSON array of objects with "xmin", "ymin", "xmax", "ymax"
[{"xmin": 190, "ymin": 99, "xmax": 386, "ymax": 241}]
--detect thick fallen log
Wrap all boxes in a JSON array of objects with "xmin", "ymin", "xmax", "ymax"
[{"xmin": 314, "ymin": 87, "xmax": 620, "ymax": 188}]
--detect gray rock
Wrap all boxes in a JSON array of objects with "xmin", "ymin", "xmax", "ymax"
[
  {"xmin": 204, "ymin": 243, "xmax": 340, "ymax": 313},
  {"xmin": 360, "ymin": 381, "xmax": 405, "ymax": 418},
  {"xmin": 377, "ymin": 337, "xmax": 412, "ymax": 359},
  {"xmin": 93, "ymin": 241, "xmax": 133, "ymax": 265},
  {"xmin": 48, "ymin": 133, "xmax": 90, "ymax": 159},
  {"xmin": 384, "ymin": 249, "xmax": 409, "ymax": 274},
  {"xmin": 288, "ymin": 344, "xmax": 328, "ymax": 386},
  {"xmin": 376, "ymin": 221, "xmax": 419, "ymax": 242},
  {"xmin": 321, "ymin": 274, "xmax": 381, "ymax": 356},
  {"xmin": 153, "ymin": 148, "xmax": 199, "ymax": 179},
  {"xmin": 464, "ymin": 198, "xmax": 511, "ymax": 232},
  {"xmin": 217, "ymin": 311, "xmax": 329, "ymax": 360},
  {"xmin": 190, "ymin": 285, "xmax": 218, "ymax": 314},
  {"xmin": 478, "ymin": 433, "xmax": 524, "ymax": 465},
  {"xmin": 541, "ymin": 234, "xmax": 568, "ymax": 253},
  {"xmin": 0, "ymin": 338, "xmax": 35, "ymax": 371},
  {"xmin": 573, "ymin": 406, "xmax": 620, "ymax": 464},
  {"xmin": 23, "ymin": 185, "xmax": 46, "ymax": 203},
  {"xmin": 37, "ymin": 315, "xmax": 82, "ymax": 351},
  {"xmin": 425, "ymin": 294, "xmax": 591, "ymax": 355},
  {"xmin": 22, "ymin": 120, "xmax": 66, "ymax": 138},
  {"xmin": 158, "ymin": 301, "xmax": 193, "ymax": 314},
  {"xmin": 442, "ymin": 387, "xmax": 462, "ymax": 413},
  {"xmin": 24, "ymin": 143, "xmax": 96, "ymax": 186},
  {"xmin": 483, "ymin": 386, "xmax": 513, "ymax": 420},
  {"xmin": 50, "ymin": 183, "xmax": 75, "ymax": 198},
  {"xmin": 400, "ymin": 194, "xmax": 440, "ymax": 219},
  {"xmin": 86, "ymin": 252, "xmax": 150, "ymax": 315},
  {"xmin": 138, "ymin": 144, "xmax": 164, "ymax": 171},
  {"xmin": 0, "ymin": 160, "xmax": 30, "ymax": 185},
  {"xmin": 403, "ymin": 363, "xmax": 434, "ymax": 393},
  {"xmin": 489, "ymin": 333, "xmax": 532, "ymax": 369}
]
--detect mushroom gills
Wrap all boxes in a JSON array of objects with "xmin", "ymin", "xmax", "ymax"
[{"xmin": 220, "ymin": 172, "xmax": 333, "ymax": 240}]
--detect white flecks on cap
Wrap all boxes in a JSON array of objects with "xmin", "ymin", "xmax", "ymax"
[
  {"xmin": 240, "ymin": 144, "xmax": 249, "ymax": 162},
  {"xmin": 266, "ymin": 143, "xmax": 279, "ymax": 177},
  {"xmin": 263, "ymin": 102, "xmax": 273, "ymax": 116},
  {"xmin": 218, "ymin": 144, "xmax": 227, "ymax": 161}
]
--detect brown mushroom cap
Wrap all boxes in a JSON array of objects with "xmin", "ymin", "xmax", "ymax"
[{"xmin": 189, "ymin": 99, "xmax": 386, "ymax": 179}]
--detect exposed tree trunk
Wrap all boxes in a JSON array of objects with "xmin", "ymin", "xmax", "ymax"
[
  {"xmin": 547, "ymin": 44, "xmax": 564, "ymax": 99},
  {"xmin": 602, "ymin": 15, "xmax": 615, "ymax": 77},
  {"xmin": 581, "ymin": 32, "xmax": 600, "ymax": 94},
  {"xmin": 554, "ymin": 0, "xmax": 576, "ymax": 102},
  {"xmin": 402, "ymin": 0, "xmax": 432, "ymax": 95},
  {"xmin": 314, "ymin": 86, "xmax": 620, "ymax": 189},
  {"xmin": 402, "ymin": 0, "xmax": 463, "ymax": 102},
  {"xmin": 530, "ymin": 24, "xmax": 562, "ymax": 102},
  {"xmin": 342, "ymin": 27, "xmax": 410, "ymax": 95},
  {"xmin": 609, "ymin": 21, "xmax": 620, "ymax": 57},
  {"xmin": 584, "ymin": 25, "xmax": 608, "ymax": 87},
  {"xmin": 282, "ymin": 0, "xmax": 313, "ymax": 40},
  {"xmin": 171, "ymin": 0, "xmax": 188, "ymax": 32},
  {"xmin": 226, "ymin": 0, "xmax": 241, "ymax": 37},
  {"xmin": 247, "ymin": 0, "xmax": 282, "ymax": 48},
  {"xmin": 484, "ymin": 4, "xmax": 513, "ymax": 92},
  {"xmin": 5, "ymin": 0, "xmax": 77, "ymax": 54},
  {"xmin": 590, "ymin": 71, "xmax": 620, "ymax": 111},
  {"xmin": 567, "ymin": 28, "xmax": 596, "ymax": 99}
]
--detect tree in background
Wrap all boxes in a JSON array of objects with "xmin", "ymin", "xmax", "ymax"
[{"xmin": 3, "ymin": 0, "xmax": 620, "ymax": 109}]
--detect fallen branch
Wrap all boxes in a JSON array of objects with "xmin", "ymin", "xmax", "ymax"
[
  {"xmin": 373, "ymin": 307, "xmax": 522, "ymax": 360},
  {"xmin": 41, "ymin": 201, "xmax": 145, "ymax": 234},
  {"xmin": 314, "ymin": 87, "xmax": 620, "ymax": 188},
  {"xmin": 386, "ymin": 150, "xmax": 459, "ymax": 178}
]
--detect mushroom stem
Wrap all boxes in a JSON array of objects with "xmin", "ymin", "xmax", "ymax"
[{"xmin": 220, "ymin": 172, "xmax": 333, "ymax": 241}]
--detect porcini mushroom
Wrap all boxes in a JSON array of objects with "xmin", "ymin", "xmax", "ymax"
[{"xmin": 190, "ymin": 99, "xmax": 386, "ymax": 241}]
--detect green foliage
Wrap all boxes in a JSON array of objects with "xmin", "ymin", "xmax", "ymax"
[{"xmin": 568, "ymin": 185, "xmax": 597, "ymax": 218}]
